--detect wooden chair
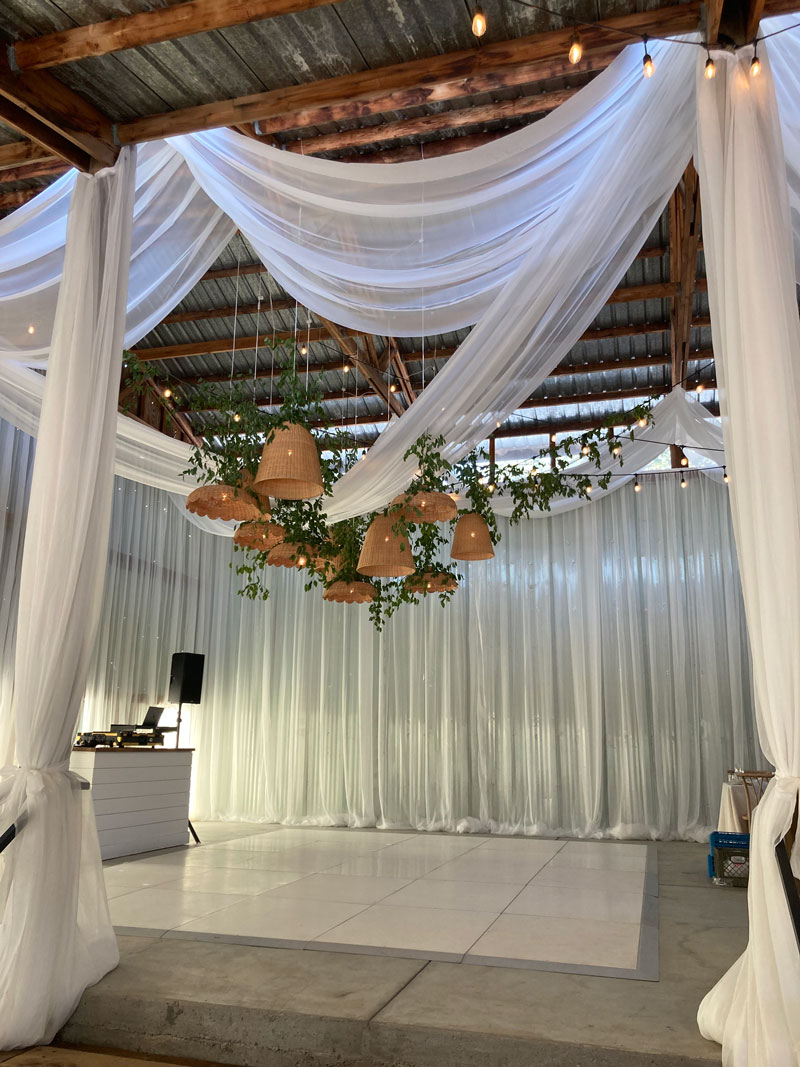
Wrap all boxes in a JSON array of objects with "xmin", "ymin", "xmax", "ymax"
[{"xmin": 733, "ymin": 770, "xmax": 774, "ymax": 830}]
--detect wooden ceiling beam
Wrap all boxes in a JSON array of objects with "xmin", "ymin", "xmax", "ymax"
[
  {"xmin": 745, "ymin": 0, "xmax": 767, "ymax": 40},
  {"xmin": 178, "ymin": 350, "xmax": 715, "ymax": 411},
  {"xmin": 0, "ymin": 140, "xmax": 57, "ymax": 170},
  {"xmin": 706, "ymin": 0, "xmax": 726, "ymax": 43},
  {"xmin": 0, "ymin": 55, "xmax": 117, "ymax": 168},
  {"xmin": 0, "ymin": 157, "xmax": 69, "ymax": 183},
  {"xmin": 0, "ymin": 187, "xmax": 41, "ymax": 211},
  {"xmin": 0, "ymin": 96, "xmax": 92, "ymax": 170},
  {"xmin": 116, "ymin": 3, "xmax": 704, "ymax": 143},
  {"xmin": 285, "ymin": 87, "xmax": 580, "ymax": 156},
  {"xmin": 199, "ymin": 262, "xmax": 267, "ymax": 282},
  {"xmin": 130, "ymin": 327, "xmax": 334, "ymax": 362},
  {"xmin": 320, "ymin": 316, "xmax": 404, "ymax": 418},
  {"xmin": 162, "ymin": 298, "xmax": 296, "ymax": 323},
  {"xmin": 11, "ymin": 0, "xmax": 347, "ymax": 71}
]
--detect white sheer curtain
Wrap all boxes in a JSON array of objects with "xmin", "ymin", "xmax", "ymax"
[
  {"xmin": 695, "ymin": 38, "xmax": 800, "ymax": 1066},
  {"xmin": 12, "ymin": 459, "xmax": 748, "ymax": 838},
  {"xmin": 0, "ymin": 152, "xmax": 135, "ymax": 1050}
]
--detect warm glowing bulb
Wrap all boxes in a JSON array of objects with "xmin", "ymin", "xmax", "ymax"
[
  {"xmin": 163, "ymin": 388, "xmax": 172, "ymax": 399},
  {"xmin": 221, "ymin": 493, "xmax": 228, "ymax": 501},
  {"xmin": 427, "ymin": 582, "xmax": 433, "ymax": 591},
  {"xmin": 643, "ymin": 53, "xmax": 654, "ymax": 78},
  {"xmin": 550, "ymin": 433, "xmax": 558, "ymax": 444},
  {"xmin": 680, "ymin": 477, "xmax": 687, "ymax": 488},
  {"xmin": 287, "ymin": 449, "xmax": 293, "ymax": 456},
  {"xmin": 723, "ymin": 468, "xmax": 730, "ymax": 484},
  {"xmin": 695, "ymin": 382, "xmax": 704, "ymax": 393},
  {"xmin": 638, "ymin": 417, "xmax": 647, "ymax": 428},
  {"xmin": 581, "ymin": 445, "xmax": 590, "ymax": 455},
  {"xmin": 569, "ymin": 33, "xmax": 582, "ymax": 64},
  {"xmin": 472, "ymin": 7, "xmax": 486, "ymax": 37},
  {"xmin": 478, "ymin": 476, "xmax": 487, "ymax": 485},
  {"xmin": 233, "ymin": 412, "xmax": 241, "ymax": 422},
  {"xmin": 704, "ymin": 56, "xmax": 716, "ymax": 80},
  {"xmin": 389, "ymin": 383, "xmax": 397, "ymax": 392},
  {"xmin": 384, "ymin": 536, "xmax": 390, "ymax": 542},
  {"xmin": 613, "ymin": 446, "xmax": 621, "ymax": 456},
  {"xmin": 300, "ymin": 344, "xmax": 308, "ymax": 356},
  {"xmin": 680, "ymin": 456, "xmax": 689, "ymax": 467},
  {"xmin": 488, "ymin": 483, "xmax": 495, "ymax": 493},
  {"xmin": 343, "ymin": 364, "xmax": 350, "ymax": 373},
  {"xmin": 634, "ymin": 480, "xmax": 642, "ymax": 493},
  {"xmin": 27, "ymin": 324, "xmax": 35, "ymax": 335},
  {"xmin": 751, "ymin": 54, "xmax": 761, "ymax": 77},
  {"xmin": 470, "ymin": 531, "xmax": 476, "ymax": 538},
  {"xmin": 585, "ymin": 484, "xmax": 593, "ymax": 494},
  {"xmin": 420, "ymin": 500, "xmax": 426, "ymax": 507},
  {"xmin": 297, "ymin": 555, "xmax": 307, "ymax": 567}
]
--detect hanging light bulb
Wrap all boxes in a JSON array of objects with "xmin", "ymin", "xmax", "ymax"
[
  {"xmin": 26, "ymin": 324, "xmax": 35, "ymax": 335},
  {"xmin": 638, "ymin": 417, "xmax": 648, "ymax": 428},
  {"xmin": 680, "ymin": 455, "xmax": 689, "ymax": 467},
  {"xmin": 723, "ymin": 467, "xmax": 730, "ymax": 484},
  {"xmin": 612, "ymin": 445, "xmax": 621, "ymax": 457},
  {"xmin": 343, "ymin": 364, "xmax": 350, "ymax": 373},
  {"xmin": 750, "ymin": 47, "xmax": 761, "ymax": 77},
  {"xmin": 297, "ymin": 554, "xmax": 308, "ymax": 567},
  {"xmin": 472, "ymin": 7, "xmax": 487, "ymax": 36},
  {"xmin": 569, "ymin": 32, "xmax": 582, "ymax": 64},
  {"xmin": 550, "ymin": 433, "xmax": 558, "ymax": 444},
  {"xmin": 695, "ymin": 382, "xmax": 704, "ymax": 393},
  {"xmin": 581, "ymin": 444, "xmax": 590, "ymax": 455},
  {"xmin": 488, "ymin": 482, "xmax": 496, "ymax": 494},
  {"xmin": 642, "ymin": 38, "xmax": 654, "ymax": 78},
  {"xmin": 634, "ymin": 477, "xmax": 642, "ymax": 493},
  {"xmin": 704, "ymin": 53, "xmax": 717, "ymax": 79},
  {"xmin": 233, "ymin": 412, "xmax": 241, "ymax": 423},
  {"xmin": 299, "ymin": 343, "xmax": 308, "ymax": 356},
  {"xmin": 389, "ymin": 383, "xmax": 397, "ymax": 393},
  {"xmin": 585, "ymin": 483, "xmax": 593, "ymax": 494},
  {"xmin": 162, "ymin": 387, "xmax": 172, "ymax": 399},
  {"xmin": 680, "ymin": 475, "xmax": 688, "ymax": 488}
]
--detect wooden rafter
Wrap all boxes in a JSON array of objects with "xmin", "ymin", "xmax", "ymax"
[
  {"xmin": 0, "ymin": 55, "xmax": 117, "ymax": 169},
  {"xmin": 670, "ymin": 162, "xmax": 702, "ymax": 389},
  {"xmin": 0, "ymin": 157, "xmax": 68, "ymax": 183},
  {"xmin": 706, "ymin": 0, "xmax": 725, "ymax": 43},
  {"xmin": 284, "ymin": 87, "xmax": 580, "ymax": 156},
  {"xmin": 0, "ymin": 140, "xmax": 56, "ymax": 170},
  {"xmin": 116, "ymin": 3, "xmax": 704, "ymax": 143},
  {"xmin": 0, "ymin": 187, "xmax": 41, "ymax": 211},
  {"xmin": 130, "ymin": 327, "xmax": 345, "ymax": 362},
  {"xmin": 0, "ymin": 97, "xmax": 92, "ymax": 171},
  {"xmin": 745, "ymin": 0, "xmax": 767, "ymax": 40},
  {"xmin": 11, "ymin": 0, "xmax": 347, "ymax": 71},
  {"xmin": 319, "ymin": 316, "xmax": 404, "ymax": 418}
]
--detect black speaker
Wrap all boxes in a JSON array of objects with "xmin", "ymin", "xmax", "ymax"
[{"xmin": 168, "ymin": 652, "xmax": 205, "ymax": 705}]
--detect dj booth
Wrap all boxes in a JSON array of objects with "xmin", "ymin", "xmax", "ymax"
[{"xmin": 70, "ymin": 746, "xmax": 193, "ymax": 860}]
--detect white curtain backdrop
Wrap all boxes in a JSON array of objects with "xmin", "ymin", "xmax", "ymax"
[
  {"xmin": 695, "ymin": 39, "xmax": 800, "ymax": 1066},
  {"xmin": 0, "ymin": 425, "xmax": 758, "ymax": 838},
  {"xmin": 0, "ymin": 152, "xmax": 135, "ymax": 1050}
]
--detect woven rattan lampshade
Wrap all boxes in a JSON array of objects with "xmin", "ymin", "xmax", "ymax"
[
  {"xmin": 253, "ymin": 424, "xmax": 323, "ymax": 500},
  {"xmin": 185, "ymin": 484, "xmax": 261, "ymax": 522},
  {"xmin": 233, "ymin": 521, "xmax": 285, "ymax": 552},
  {"xmin": 357, "ymin": 515, "xmax": 415, "ymax": 577},
  {"xmin": 451, "ymin": 512, "xmax": 495, "ymax": 561},
  {"xmin": 323, "ymin": 580, "xmax": 376, "ymax": 604},
  {"xmin": 266, "ymin": 541, "xmax": 312, "ymax": 569},
  {"xmin": 405, "ymin": 570, "xmax": 459, "ymax": 595},
  {"xmin": 391, "ymin": 491, "xmax": 458, "ymax": 523}
]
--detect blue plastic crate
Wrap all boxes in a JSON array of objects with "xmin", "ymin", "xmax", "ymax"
[{"xmin": 710, "ymin": 831, "xmax": 750, "ymax": 886}]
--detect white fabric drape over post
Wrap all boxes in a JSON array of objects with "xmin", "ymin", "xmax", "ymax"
[
  {"xmin": 0, "ymin": 150, "xmax": 136, "ymax": 1050},
  {"xmin": 696, "ymin": 43, "xmax": 800, "ymax": 1065}
]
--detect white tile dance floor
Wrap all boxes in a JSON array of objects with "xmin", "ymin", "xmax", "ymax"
[{"xmin": 104, "ymin": 824, "xmax": 658, "ymax": 979}]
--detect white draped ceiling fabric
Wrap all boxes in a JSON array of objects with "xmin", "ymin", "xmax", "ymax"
[
  {"xmin": 0, "ymin": 15, "xmax": 799, "ymax": 1061},
  {"xmin": 695, "ymin": 42, "xmax": 800, "ymax": 1066},
  {"xmin": 0, "ymin": 151, "xmax": 135, "ymax": 1048}
]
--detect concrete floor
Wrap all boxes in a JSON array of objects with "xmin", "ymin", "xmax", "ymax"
[{"xmin": 55, "ymin": 826, "xmax": 748, "ymax": 1067}]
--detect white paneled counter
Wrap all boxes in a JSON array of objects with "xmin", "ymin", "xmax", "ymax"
[{"xmin": 70, "ymin": 747, "xmax": 193, "ymax": 860}]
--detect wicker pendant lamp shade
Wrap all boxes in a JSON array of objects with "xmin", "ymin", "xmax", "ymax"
[
  {"xmin": 253, "ymin": 424, "xmax": 323, "ymax": 500},
  {"xmin": 266, "ymin": 541, "xmax": 313, "ymax": 569},
  {"xmin": 185, "ymin": 484, "xmax": 262, "ymax": 522},
  {"xmin": 323, "ymin": 580, "xmax": 377, "ymax": 604},
  {"xmin": 357, "ymin": 515, "xmax": 415, "ymax": 577},
  {"xmin": 391, "ymin": 491, "xmax": 458, "ymax": 523},
  {"xmin": 233, "ymin": 521, "xmax": 285, "ymax": 552},
  {"xmin": 451, "ymin": 513, "xmax": 495, "ymax": 560},
  {"xmin": 405, "ymin": 570, "xmax": 459, "ymax": 594}
]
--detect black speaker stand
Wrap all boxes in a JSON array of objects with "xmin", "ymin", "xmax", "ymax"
[{"xmin": 176, "ymin": 701, "xmax": 202, "ymax": 846}]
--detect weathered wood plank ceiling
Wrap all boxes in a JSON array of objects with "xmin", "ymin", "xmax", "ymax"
[{"xmin": 1, "ymin": 0, "xmax": 786, "ymax": 451}]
